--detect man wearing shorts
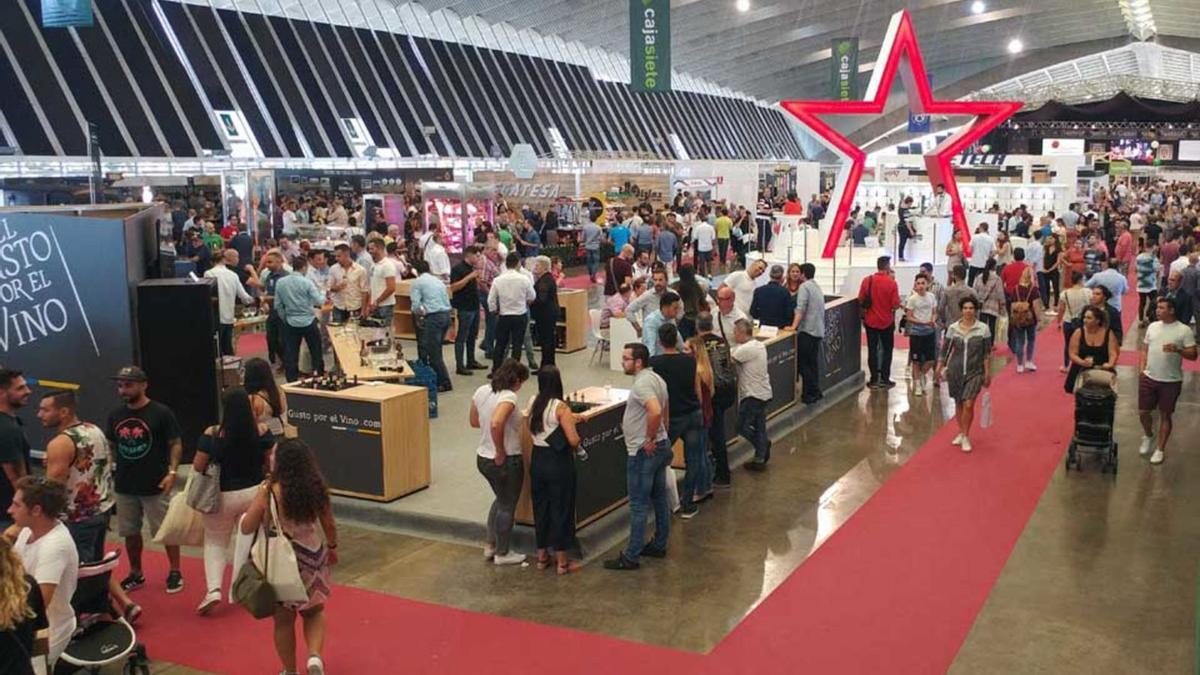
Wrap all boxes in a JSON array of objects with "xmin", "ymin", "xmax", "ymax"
[
  {"xmin": 905, "ymin": 275, "xmax": 939, "ymax": 396},
  {"xmin": 106, "ymin": 366, "xmax": 184, "ymax": 593},
  {"xmin": 1138, "ymin": 297, "xmax": 1197, "ymax": 465}
]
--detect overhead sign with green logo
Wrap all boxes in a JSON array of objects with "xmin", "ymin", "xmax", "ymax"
[
  {"xmin": 1108, "ymin": 159, "xmax": 1133, "ymax": 176},
  {"xmin": 630, "ymin": 0, "xmax": 670, "ymax": 92},
  {"xmin": 831, "ymin": 38, "xmax": 859, "ymax": 101}
]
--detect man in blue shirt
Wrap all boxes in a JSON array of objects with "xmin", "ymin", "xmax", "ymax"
[
  {"xmin": 641, "ymin": 291, "xmax": 680, "ymax": 358},
  {"xmin": 1086, "ymin": 254, "xmax": 1129, "ymax": 345},
  {"xmin": 273, "ymin": 256, "xmax": 326, "ymax": 382},
  {"xmin": 410, "ymin": 259, "xmax": 454, "ymax": 392},
  {"xmin": 655, "ymin": 219, "xmax": 679, "ymax": 275},
  {"xmin": 609, "ymin": 221, "xmax": 631, "ymax": 251},
  {"xmin": 582, "ymin": 219, "xmax": 603, "ymax": 283}
]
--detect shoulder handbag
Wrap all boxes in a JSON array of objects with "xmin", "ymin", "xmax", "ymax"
[
  {"xmin": 252, "ymin": 491, "xmax": 309, "ymax": 604},
  {"xmin": 543, "ymin": 401, "xmax": 574, "ymax": 454},
  {"xmin": 232, "ymin": 519, "xmax": 277, "ymax": 619},
  {"xmin": 186, "ymin": 463, "xmax": 221, "ymax": 514}
]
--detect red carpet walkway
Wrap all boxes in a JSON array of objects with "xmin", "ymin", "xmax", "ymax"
[{"xmin": 129, "ymin": 286, "xmax": 1129, "ymax": 674}]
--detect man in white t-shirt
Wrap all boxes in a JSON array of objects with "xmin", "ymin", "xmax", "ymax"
[
  {"xmin": 8, "ymin": 477, "xmax": 79, "ymax": 669},
  {"xmin": 731, "ymin": 319, "xmax": 773, "ymax": 470},
  {"xmin": 424, "ymin": 231, "xmax": 452, "ymax": 280},
  {"xmin": 281, "ymin": 200, "xmax": 298, "ymax": 237},
  {"xmin": 1137, "ymin": 296, "xmax": 1198, "ymax": 465},
  {"xmin": 365, "ymin": 238, "xmax": 398, "ymax": 322},
  {"xmin": 967, "ymin": 223, "xmax": 996, "ymax": 287},
  {"xmin": 721, "ymin": 259, "xmax": 766, "ymax": 318},
  {"xmin": 691, "ymin": 219, "xmax": 717, "ymax": 276}
]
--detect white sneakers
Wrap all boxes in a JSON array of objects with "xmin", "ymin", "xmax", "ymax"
[
  {"xmin": 196, "ymin": 589, "xmax": 221, "ymax": 615},
  {"xmin": 1026, "ymin": 362, "xmax": 1038, "ymax": 372},
  {"xmin": 483, "ymin": 544, "xmax": 496, "ymax": 561},
  {"xmin": 960, "ymin": 437, "xmax": 973, "ymax": 452},
  {"xmin": 914, "ymin": 381, "xmax": 924, "ymax": 396},
  {"xmin": 493, "ymin": 552, "xmax": 526, "ymax": 566},
  {"xmin": 1139, "ymin": 436, "xmax": 1154, "ymax": 457},
  {"xmin": 1150, "ymin": 449, "xmax": 1165, "ymax": 465},
  {"xmin": 952, "ymin": 433, "xmax": 964, "ymax": 445},
  {"xmin": 307, "ymin": 655, "xmax": 325, "ymax": 675},
  {"xmin": 1016, "ymin": 364, "xmax": 1025, "ymax": 374}
]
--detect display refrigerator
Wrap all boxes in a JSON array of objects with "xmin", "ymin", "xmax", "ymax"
[{"xmin": 421, "ymin": 182, "xmax": 495, "ymax": 255}]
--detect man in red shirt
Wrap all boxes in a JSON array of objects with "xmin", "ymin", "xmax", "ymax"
[
  {"xmin": 1000, "ymin": 247, "xmax": 1030, "ymax": 295},
  {"xmin": 219, "ymin": 215, "xmax": 242, "ymax": 243},
  {"xmin": 858, "ymin": 256, "xmax": 902, "ymax": 388}
]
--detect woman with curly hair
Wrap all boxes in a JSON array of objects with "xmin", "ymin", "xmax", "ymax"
[
  {"xmin": 241, "ymin": 439, "xmax": 338, "ymax": 675},
  {"xmin": 0, "ymin": 537, "xmax": 47, "ymax": 675}
]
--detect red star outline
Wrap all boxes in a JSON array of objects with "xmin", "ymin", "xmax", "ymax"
[{"xmin": 781, "ymin": 10, "xmax": 1022, "ymax": 258}]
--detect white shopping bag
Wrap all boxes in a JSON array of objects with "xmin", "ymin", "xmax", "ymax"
[
  {"xmin": 664, "ymin": 467, "xmax": 680, "ymax": 513},
  {"xmin": 979, "ymin": 391, "xmax": 993, "ymax": 429}
]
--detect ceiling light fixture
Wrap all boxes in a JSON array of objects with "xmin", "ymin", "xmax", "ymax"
[
  {"xmin": 736, "ymin": 0, "xmax": 750, "ymax": 12},
  {"xmin": 1007, "ymin": 38, "xmax": 1023, "ymax": 54},
  {"xmin": 1119, "ymin": 0, "xmax": 1157, "ymax": 41},
  {"xmin": 971, "ymin": 1, "xmax": 986, "ymax": 14}
]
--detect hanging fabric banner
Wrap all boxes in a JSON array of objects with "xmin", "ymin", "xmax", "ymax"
[
  {"xmin": 630, "ymin": 0, "xmax": 671, "ymax": 92},
  {"xmin": 908, "ymin": 75, "xmax": 934, "ymax": 132},
  {"xmin": 41, "ymin": 0, "xmax": 93, "ymax": 27},
  {"xmin": 830, "ymin": 38, "xmax": 859, "ymax": 101}
]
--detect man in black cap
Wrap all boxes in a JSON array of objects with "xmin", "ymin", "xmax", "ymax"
[{"xmin": 105, "ymin": 366, "xmax": 184, "ymax": 595}]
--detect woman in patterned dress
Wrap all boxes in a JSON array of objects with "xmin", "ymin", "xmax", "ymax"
[
  {"xmin": 936, "ymin": 296, "xmax": 993, "ymax": 453},
  {"xmin": 242, "ymin": 439, "xmax": 337, "ymax": 675}
]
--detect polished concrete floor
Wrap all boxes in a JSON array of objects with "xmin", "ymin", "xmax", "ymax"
[{"xmin": 133, "ymin": 296, "xmax": 1198, "ymax": 673}]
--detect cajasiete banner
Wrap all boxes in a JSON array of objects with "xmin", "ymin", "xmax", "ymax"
[
  {"xmin": 630, "ymin": 0, "xmax": 671, "ymax": 92},
  {"xmin": 830, "ymin": 38, "xmax": 858, "ymax": 101},
  {"xmin": 41, "ymin": 0, "xmax": 93, "ymax": 27}
]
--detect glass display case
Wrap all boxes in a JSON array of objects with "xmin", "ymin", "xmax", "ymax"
[{"xmin": 422, "ymin": 182, "xmax": 495, "ymax": 255}]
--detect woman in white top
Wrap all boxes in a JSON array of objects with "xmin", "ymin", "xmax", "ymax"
[
  {"xmin": 469, "ymin": 359, "xmax": 530, "ymax": 566},
  {"xmin": 526, "ymin": 366, "xmax": 584, "ymax": 575},
  {"xmin": 1056, "ymin": 270, "xmax": 1092, "ymax": 373}
]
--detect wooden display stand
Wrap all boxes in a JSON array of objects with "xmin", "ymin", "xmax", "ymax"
[
  {"xmin": 516, "ymin": 386, "xmax": 632, "ymax": 529},
  {"xmin": 392, "ymin": 279, "xmax": 417, "ymax": 339},
  {"xmin": 282, "ymin": 382, "xmax": 430, "ymax": 502},
  {"xmin": 556, "ymin": 289, "xmax": 587, "ymax": 353}
]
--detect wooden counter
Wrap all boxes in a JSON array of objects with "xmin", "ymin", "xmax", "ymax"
[
  {"xmin": 282, "ymin": 382, "xmax": 430, "ymax": 502},
  {"xmin": 392, "ymin": 278, "xmax": 418, "ymax": 339},
  {"xmin": 516, "ymin": 386, "xmax": 632, "ymax": 530},
  {"xmin": 328, "ymin": 326, "xmax": 414, "ymax": 382},
  {"xmin": 555, "ymin": 289, "xmax": 588, "ymax": 353}
]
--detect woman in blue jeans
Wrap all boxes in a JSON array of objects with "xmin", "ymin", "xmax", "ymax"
[{"xmin": 1007, "ymin": 267, "xmax": 1044, "ymax": 372}]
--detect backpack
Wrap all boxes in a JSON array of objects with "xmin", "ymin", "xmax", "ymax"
[
  {"xmin": 859, "ymin": 275, "xmax": 874, "ymax": 311},
  {"xmin": 705, "ymin": 336, "xmax": 738, "ymax": 408},
  {"xmin": 1009, "ymin": 286, "xmax": 1036, "ymax": 328}
]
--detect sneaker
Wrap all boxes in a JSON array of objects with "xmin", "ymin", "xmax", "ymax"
[
  {"xmin": 882, "ymin": 379, "xmax": 897, "ymax": 389},
  {"xmin": 1139, "ymin": 436, "xmax": 1154, "ymax": 456},
  {"xmin": 307, "ymin": 655, "xmax": 325, "ymax": 675},
  {"xmin": 602, "ymin": 554, "xmax": 640, "ymax": 571},
  {"xmin": 961, "ymin": 437, "xmax": 973, "ymax": 453},
  {"xmin": 468, "ymin": 362, "xmax": 488, "ymax": 370},
  {"xmin": 493, "ymin": 552, "xmax": 526, "ymax": 566},
  {"xmin": 1150, "ymin": 449, "xmax": 1165, "ymax": 465},
  {"xmin": 196, "ymin": 589, "xmax": 220, "ymax": 615},
  {"xmin": 1026, "ymin": 362, "xmax": 1038, "ymax": 372},
  {"xmin": 679, "ymin": 504, "xmax": 699, "ymax": 519},
  {"xmin": 639, "ymin": 545, "xmax": 667, "ymax": 559},
  {"xmin": 867, "ymin": 380, "xmax": 885, "ymax": 390},
  {"xmin": 952, "ymin": 433, "xmax": 964, "ymax": 446},
  {"xmin": 123, "ymin": 603, "xmax": 142, "ymax": 625},
  {"xmin": 120, "ymin": 572, "xmax": 145, "ymax": 593},
  {"xmin": 1016, "ymin": 364, "xmax": 1025, "ymax": 374},
  {"xmin": 455, "ymin": 367, "xmax": 473, "ymax": 376},
  {"xmin": 914, "ymin": 382, "xmax": 924, "ymax": 396},
  {"xmin": 483, "ymin": 544, "xmax": 496, "ymax": 561},
  {"xmin": 165, "ymin": 571, "xmax": 184, "ymax": 594},
  {"xmin": 712, "ymin": 478, "xmax": 732, "ymax": 490}
]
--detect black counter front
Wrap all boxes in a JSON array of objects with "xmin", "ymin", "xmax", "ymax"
[{"xmin": 819, "ymin": 295, "xmax": 863, "ymax": 392}]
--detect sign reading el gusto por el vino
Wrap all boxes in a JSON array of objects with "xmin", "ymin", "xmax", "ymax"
[{"xmin": 0, "ymin": 218, "xmax": 99, "ymax": 356}]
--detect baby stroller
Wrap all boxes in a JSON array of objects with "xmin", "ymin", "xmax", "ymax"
[
  {"xmin": 55, "ymin": 550, "xmax": 149, "ymax": 674},
  {"xmin": 1066, "ymin": 381, "xmax": 1119, "ymax": 473}
]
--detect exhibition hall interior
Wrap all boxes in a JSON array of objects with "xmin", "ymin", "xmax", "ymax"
[{"xmin": 4, "ymin": 0, "xmax": 1200, "ymax": 673}]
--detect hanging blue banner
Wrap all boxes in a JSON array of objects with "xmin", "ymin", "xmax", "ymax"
[
  {"xmin": 908, "ymin": 75, "xmax": 933, "ymax": 133},
  {"xmin": 41, "ymin": 0, "xmax": 93, "ymax": 27}
]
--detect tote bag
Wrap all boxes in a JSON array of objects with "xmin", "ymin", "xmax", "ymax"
[
  {"xmin": 153, "ymin": 475, "xmax": 205, "ymax": 547},
  {"xmin": 186, "ymin": 463, "xmax": 221, "ymax": 514},
  {"xmin": 251, "ymin": 492, "xmax": 309, "ymax": 604}
]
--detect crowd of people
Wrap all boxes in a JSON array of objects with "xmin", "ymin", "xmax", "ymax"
[{"xmin": 0, "ymin": 363, "xmax": 337, "ymax": 675}]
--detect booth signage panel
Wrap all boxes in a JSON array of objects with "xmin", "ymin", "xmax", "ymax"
[
  {"xmin": 765, "ymin": 336, "xmax": 798, "ymax": 418},
  {"xmin": 630, "ymin": 0, "xmax": 671, "ymax": 92},
  {"xmin": 287, "ymin": 394, "xmax": 385, "ymax": 496},
  {"xmin": 573, "ymin": 405, "xmax": 632, "ymax": 522},
  {"xmin": 820, "ymin": 298, "xmax": 863, "ymax": 392},
  {"xmin": 276, "ymin": 169, "xmax": 452, "ymax": 197},
  {"xmin": 0, "ymin": 213, "xmax": 139, "ymax": 445}
]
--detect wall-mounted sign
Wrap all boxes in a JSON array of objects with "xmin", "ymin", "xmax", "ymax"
[
  {"xmin": 630, "ymin": 0, "xmax": 671, "ymax": 92},
  {"xmin": 494, "ymin": 183, "xmax": 561, "ymax": 199}
]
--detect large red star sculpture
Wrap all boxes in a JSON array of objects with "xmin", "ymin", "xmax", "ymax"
[{"xmin": 781, "ymin": 10, "xmax": 1022, "ymax": 258}]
